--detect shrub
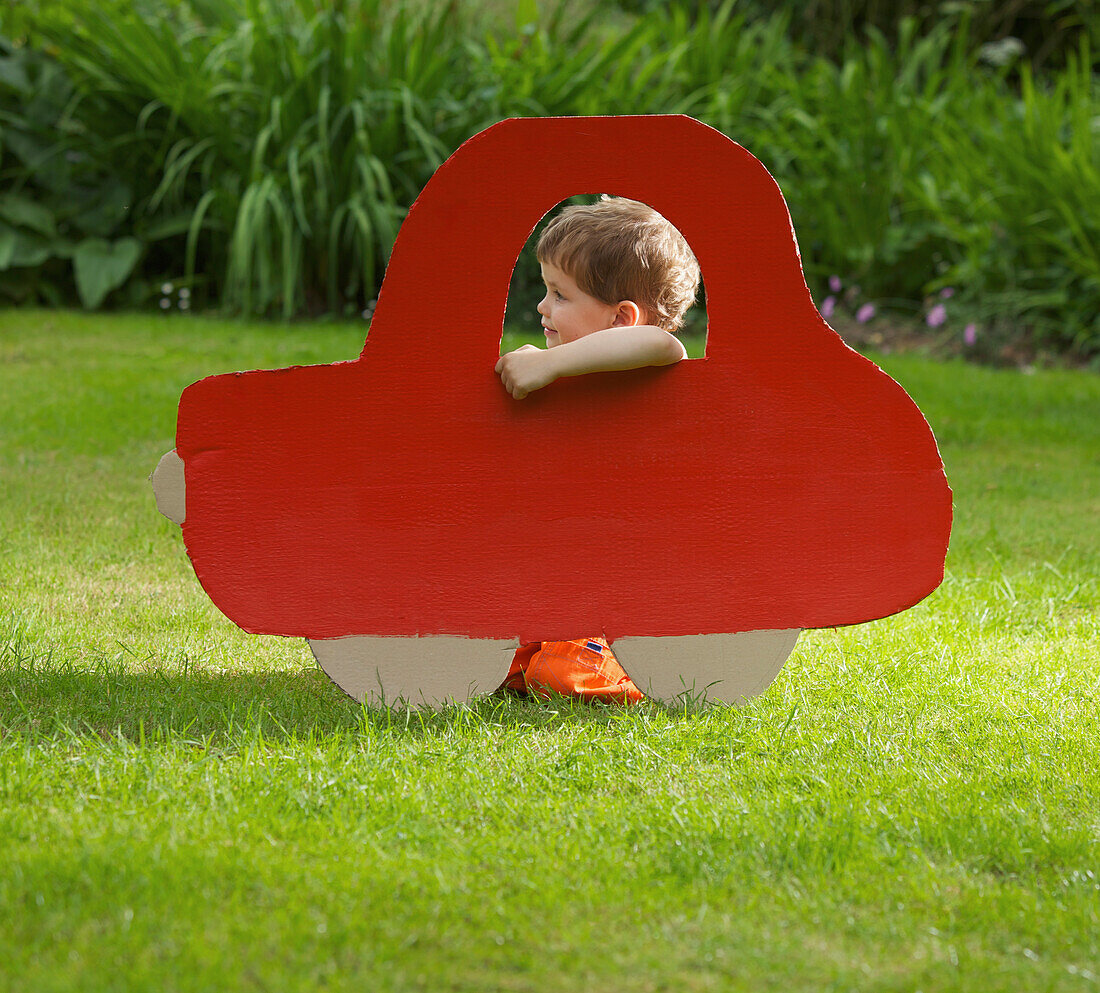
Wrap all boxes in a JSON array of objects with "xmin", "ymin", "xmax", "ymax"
[
  {"xmin": 2, "ymin": 0, "xmax": 488, "ymax": 317},
  {"xmin": 1, "ymin": 0, "xmax": 1097, "ymax": 356}
]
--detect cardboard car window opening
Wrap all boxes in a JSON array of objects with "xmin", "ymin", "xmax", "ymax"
[{"xmin": 152, "ymin": 115, "xmax": 952, "ymax": 706}]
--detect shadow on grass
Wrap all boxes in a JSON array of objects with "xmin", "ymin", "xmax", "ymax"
[{"xmin": 0, "ymin": 654, "xmax": 701, "ymax": 745}]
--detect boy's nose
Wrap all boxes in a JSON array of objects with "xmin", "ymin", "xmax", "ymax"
[{"xmin": 536, "ymin": 295, "xmax": 549, "ymax": 316}]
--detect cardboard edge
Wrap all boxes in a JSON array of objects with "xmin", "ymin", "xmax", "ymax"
[
  {"xmin": 150, "ymin": 449, "xmax": 185, "ymax": 525},
  {"xmin": 613, "ymin": 629, "xmax": 800, "ymax": 705},
  {"xmin": 308, "ymin": 635, "xmax": 519, "ymax": 707}
]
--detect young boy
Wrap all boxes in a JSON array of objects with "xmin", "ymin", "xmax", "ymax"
[{"xmin": 494, "ymin": 196, "xmax": 701, "ymax": 702}]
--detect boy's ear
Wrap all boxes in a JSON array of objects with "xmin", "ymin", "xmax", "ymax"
[{"xmin": 610, "ymin": 300, "xmax": 644, "ymax": 327}]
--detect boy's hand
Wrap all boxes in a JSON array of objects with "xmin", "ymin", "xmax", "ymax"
[{"xmin": 495, "ymin": 344, "xmax": 559, "ymax": 400}]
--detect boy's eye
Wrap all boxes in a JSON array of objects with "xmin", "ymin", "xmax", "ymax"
[{"xmin": 554, "ymin": 291, "xmax": 565, "ymax": 301}]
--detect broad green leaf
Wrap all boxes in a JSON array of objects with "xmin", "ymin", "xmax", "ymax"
[
  {"xmin": 0, "ymin": 193, "xmax": 57, "ymax": 237},
  {"xmin": 71, "ymin": 178, "xmax": 133, "ymax": 238},
  {"xmin": 0, "ymin": 224, "xmax": 53, "ymax": 269},
  {"xmin": 1, "ymin": 129, "xmax": 51, "ymax": 169},
  {"xmin": 50, "ymin": 238, "xmax": 77, "ymax": 260},
  {"xmin": 11, "ymin": 233, "xmax": 53, "ymax": 268},
  {"xmin": 0, "ymin": 54, "xmax": 31, "ymax": 94},
  {"xmin": 0, "ymin": 225, "xmax": 15, "ymax": 269},
  {"xmin": 140, "ymin": 213, "xmax": 196, "ymax": 241},
  {"xmin": 73, "ymin": 237, "xmax": 142, "ymax": 310}
]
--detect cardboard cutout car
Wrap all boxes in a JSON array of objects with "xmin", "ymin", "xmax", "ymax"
[{"xmin": 152, "ymin": 115, "xmax": 952, "ymax": 706}]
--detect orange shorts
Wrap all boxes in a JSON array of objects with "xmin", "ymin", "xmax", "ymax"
[{"xmin": 499, "ymin": 637, "xmax": 643, "ymax": 703}]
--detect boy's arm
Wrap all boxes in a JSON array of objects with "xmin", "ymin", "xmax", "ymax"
[{"xmin": 495, "ymin": 326, "xmax": 686, "ymax": 400}]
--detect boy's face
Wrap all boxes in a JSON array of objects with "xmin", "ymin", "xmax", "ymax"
[{"xmin": 536, "ymin": 261, "xmax": 619, "ymax": 348}]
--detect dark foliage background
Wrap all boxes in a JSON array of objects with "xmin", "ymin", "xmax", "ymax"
[{"xmin": 1, "ymin": 0, "xmax": 1097, "ymax": 357}]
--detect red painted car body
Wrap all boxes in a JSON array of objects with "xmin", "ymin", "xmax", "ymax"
[{"xmin": 176, "ymin": 116, "xmax": 952, "ymax": 645}]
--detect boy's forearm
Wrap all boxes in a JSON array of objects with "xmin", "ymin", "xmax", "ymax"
[{"xmin": 547, "ymin": 326, "xmax": 686, "ymax": 380}]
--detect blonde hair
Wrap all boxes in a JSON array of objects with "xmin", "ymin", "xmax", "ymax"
[{"xmin": 536, "ymin": 196, "xmax": 700, "ymax": 332}]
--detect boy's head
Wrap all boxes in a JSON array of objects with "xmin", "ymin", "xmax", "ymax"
[{"xmin": 535, "ymin": 196, "xmax": 700, "ymax": 345}]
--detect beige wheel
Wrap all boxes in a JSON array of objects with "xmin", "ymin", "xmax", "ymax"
[
  {"xmin": 308, "ymin": 635, "xmax": 517, "ymax": 707},
  {"xmin": 150, "ymin": 449, "xmax": 186, "ymax": 524},
  {"xmin": 612, "ymin": 630, "xmax": 800, "ymax": 705}
]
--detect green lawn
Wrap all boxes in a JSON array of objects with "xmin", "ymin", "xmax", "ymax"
[{"xmin": 1, "ymin": 310, "xmax": 1098, "ymax": 992}]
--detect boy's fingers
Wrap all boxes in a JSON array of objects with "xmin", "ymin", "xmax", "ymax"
[{"xmin": 495, "ymin": 350, "xmax": 538, "ymax": 398}]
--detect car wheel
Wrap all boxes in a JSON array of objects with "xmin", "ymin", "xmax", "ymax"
[
  {"xmin": 612, "ymin": 629, "xmax": 800, "ymax": 705},
  {"xmin": 308, "ymin": 636, "xmax": 517, "ymax": 707}
]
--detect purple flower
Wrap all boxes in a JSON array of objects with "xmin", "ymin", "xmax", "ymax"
[
  {"xmin": 829, "ymin": 275, "xmax": 842, "ymax": 293},
  {"xmin": 926, "ymin": 303, "xmax": 947, "ymax": 328},
  {"xmin": 822, "ymin": 295, "xmax": 836, "ymax": 318},
  {"xmin": 856, "ymin": 303, "xmax": 876, "ymax": 323},
  {"xmin": 963, "ymin": 323, "xmax": 977, "ymax": 346},
  {"xmin": 939, "ymin": 287, "xmax": 955, "ymax": 299}
]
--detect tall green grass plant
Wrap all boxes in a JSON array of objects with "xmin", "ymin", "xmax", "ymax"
[{"xmin": 2, "ymin": 0, "xmax": 485, "ymax": 317}]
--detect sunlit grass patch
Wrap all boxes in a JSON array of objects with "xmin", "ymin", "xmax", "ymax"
[{"xmin": 1, "ymin": 311, "xmax": 1097, "ymax": 991}]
